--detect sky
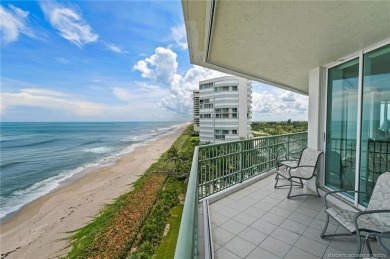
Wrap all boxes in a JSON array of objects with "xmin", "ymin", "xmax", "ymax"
[{"xmin": 0, "ymin": 1, "xmax": 308, "ymax": 122}]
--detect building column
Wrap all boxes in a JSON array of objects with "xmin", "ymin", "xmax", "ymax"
[
  {"xmin": 308, "ymin": 67, "xmax": 322, "ymax": 150},
  {"xmin": 307, "ymin": 67, "xmax": 325, "ymax": 191}
]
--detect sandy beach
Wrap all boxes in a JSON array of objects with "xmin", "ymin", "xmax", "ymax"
[{"xmin": 0, "ymin": 124, "xmax": 187, "ymax": 259}]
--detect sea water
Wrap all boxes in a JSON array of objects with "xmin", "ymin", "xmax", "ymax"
[{"xmin": 0, "ymin": 122, "xmax": 184, "ymax": 219}]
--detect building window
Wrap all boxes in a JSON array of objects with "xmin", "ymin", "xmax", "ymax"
[
  {"xmin": 200, "ymin": 114, "xmax": 211, "ymax": 118},
  {"xmin": 232, "ymin": 130, "xmax": 237, "ymax": 134},
  {"xmin": 215, "ymin": 86, "xmax": 230, "ymax": 92},
  {"xmin": 232, "ymin": 86, "xmax": 238, "ymax": 91},
  {"xmin": 232, "ymin": 108, "xmax": 237, "ymax": 112},
  {"xmin": 200, "ymin": 83, "xmax": 213, "ymax": 89},
  {"xmin": 201, "ymin": 103, "xmax": 213, "ymax": 109},
  {"xmin": 232, "ymin": 113, "xmax": 238, "ymax": 118}
]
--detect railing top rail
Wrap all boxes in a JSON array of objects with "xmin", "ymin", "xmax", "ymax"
[
  {"xmin": 198, "ymin": 131, "xmax": 308, "ymax": 149},
  {"xmin": 174, "ymin": 146, "xmax": 199, "ymax": 259}
]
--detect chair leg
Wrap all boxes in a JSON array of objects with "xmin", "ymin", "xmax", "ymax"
[
  {"xmin": 315, "ymin": 179, "xmax": 320, "ymax": 197},
  {"xmin": 299, "ymin": 178, "xmax": 303, "ymax": 187},
  {"xmin": 355, "ymin": 229, "xmax": 362, "ymax": 259},
  {"xmin": 366, "ymin": 234, "xmax": 373, "ymax": 257},
  {"xmin": 274, "ymin": 173, "xmax": 279, "ymax": 188},
  {"xmin": 320, "ymin": 213, "xmax": 329, "ymax": 238},
  {"xmin": 287, "ymin": 178, "xmax": 293, "ymax": 199}
]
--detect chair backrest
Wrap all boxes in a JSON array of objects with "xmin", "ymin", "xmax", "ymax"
[
  {"xmin": 367, "ymin": 172, "xmax": 390, "ymax": 225},
  {"xmin": 298, "ymin": 148, "xmax": 323, "ymax": 167}
]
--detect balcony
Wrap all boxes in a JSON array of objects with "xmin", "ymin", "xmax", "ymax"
[{"xmin": 175, "ymin": 133, "xmax": 386, "ymax": 259}]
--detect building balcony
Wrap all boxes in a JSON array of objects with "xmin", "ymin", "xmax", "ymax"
[{"xmin": 174, "ymin": 133, "xmax": 386, "ymax": 259}]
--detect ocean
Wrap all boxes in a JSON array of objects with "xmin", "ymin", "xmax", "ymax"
[{"xmin": 0, "ymin": 121, "xmax": 184, "ymax": 220}]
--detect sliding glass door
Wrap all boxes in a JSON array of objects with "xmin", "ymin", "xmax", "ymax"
[
  {"xmin": 325, "ymin": 43, "xmax": 390, "ymax": 206},
  {"xmin": 325, "ymin": 59, "xmax": 359, "ymax": 192},
  {"xmin": 359, "ymin": 44, "xmax": 390, "ymax": 206}
]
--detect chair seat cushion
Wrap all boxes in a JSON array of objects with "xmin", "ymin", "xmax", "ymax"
[
  {"xmin": 277, "ymin": 166, "xmax": 314, "ymax": 179},
  {"xmin": 325, "ymin": 206, "xmax": 390, "ymax": 233}
]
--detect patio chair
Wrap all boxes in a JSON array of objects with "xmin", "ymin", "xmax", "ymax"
[
  {"xmin": 365, "ymin": 231, "xmax": 390, "ymax": 257},
  {"xmin": 274, "ymin": 148, "xmax": 323, "ymax": 198},
  {"xmin": 320, "ymin": 172, "xmax": 390, "ymax": 257}
]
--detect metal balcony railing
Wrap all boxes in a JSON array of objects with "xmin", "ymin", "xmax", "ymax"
[{"xmin": 174, "ymin": 132, "xmax": 308, "ymax": 259}]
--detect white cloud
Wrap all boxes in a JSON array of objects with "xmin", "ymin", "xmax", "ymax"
[
  {"xmin": 40, "ymin": 2, "xmax": 98, "ymax": 47},
  {"xmin": 134, "ymin": 47, "xmax": 226, "ymax": 114},
  {"xmin": 1, "ymin": 88, "xmax": 109, "ymax": 116},
  {"xmin": 105, "ymin": 42, "xmax": 127, "ymax": 54},
  {"xmin": 0, "ymin": 4, "xmax": 35, "ymax": 44},
  {"xmin": 252, "ymin": 87, "xmax": 308, "ymax": 121},
  {"xmin": 170, "ymin": 24, "xmax": 187, "ymax": 50},
  {"xmin": 21, "ymin": 88, "xmax": 67, "ymax": 97},
  {"xmin": 134, "ymin": 47, "xmax": 180, "ymax": 86},
  {"xmin": 0, "ymin": 77, "xmax": 180, "ymax": 121}
]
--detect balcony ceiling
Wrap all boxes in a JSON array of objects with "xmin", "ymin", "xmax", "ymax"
[{"xmin": 182, "ymin": 0, "xmax": 390, "ymax": 94}]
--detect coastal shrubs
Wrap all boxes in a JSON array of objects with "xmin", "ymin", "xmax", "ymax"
[
  {"xmin": 153, "ymin": 205, "xmax": 184, "ymax": 258},
  {"xmin": 67, "ymin": 125, "xmax": 198, "ymax": 259},
  {"xmin": 129, "ymin": 178, "xmax": 182, "ymax": 258},
  {"xmin": 67, "ymin": 173, "xmax": 166, "ymax": 259},
  {"xmin": 251, "ymin": 121, "xmax": 308, "ymax": 136}
]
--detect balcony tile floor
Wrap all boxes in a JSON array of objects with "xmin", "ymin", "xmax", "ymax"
[{"xmin": 210, "ymin": 174, "xmax": 384, "ymax": 259}]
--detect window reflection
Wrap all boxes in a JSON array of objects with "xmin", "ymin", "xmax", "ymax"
[{"xmin": 360, "ymin": 44, "xmax": 390, "ymax": 206}]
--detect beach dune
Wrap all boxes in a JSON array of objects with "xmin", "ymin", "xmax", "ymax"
[{"xmin": 0, "ymin": 125, "xmax": 187, "ymax": 259}]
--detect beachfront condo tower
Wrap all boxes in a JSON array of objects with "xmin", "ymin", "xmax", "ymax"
[
  {"xmin": 198, "ymin": 76, "xmax": 252, "ymax": 144},
  {"xmin": 193, "ymin": 90, "xmax": 200, "ymax": 134}
]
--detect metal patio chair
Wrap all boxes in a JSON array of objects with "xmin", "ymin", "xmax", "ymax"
[
  {"xmin": 365, "ymin": 231, "xmax": 390, "ymax": 257},
  {"xmin": 274, "ymin": 148, "xmax": 323, "ymax": 198},
  {"xmin": 320, "ymin": 172, "xmax": 390, "ymax": 257}
]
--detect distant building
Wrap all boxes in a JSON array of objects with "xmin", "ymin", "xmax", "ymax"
[
  {"xmin": 193, "ymin": 90, "xmax": 200, "ymax": 133},
  {"xmin": 198, "ymin": 76, "xmax": 252, "ymax": 143}
]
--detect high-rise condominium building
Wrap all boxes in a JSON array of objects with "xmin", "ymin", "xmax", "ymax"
[
  {"xmin": 198, "ymin": 76, "xmax": 252, "ymax": 143},
  {"xmin": 193, "ymin": 90, "xmax": 200, "ymax": 133}
]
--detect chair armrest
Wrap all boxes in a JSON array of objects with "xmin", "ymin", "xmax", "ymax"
[
  {"xmin": 353, "ymin": 210, "xmax": 390, "ymax": 231},
  {"xmin": 323, "ymin": 190, "xmax": 366, "ymax": 209}
]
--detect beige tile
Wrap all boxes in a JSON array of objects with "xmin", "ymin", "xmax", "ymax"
[
  {"xmin": 294, "ymin": 236, "xmax": 328, "ymax": 257},
  {"xmin": 246, "ymin": 247, "xmax": 281, "ymax": 259},
  {"xmin": 270, "ymin": 227, "xmax": 301, "ymax": 245},
  {"xmin": 259, "ymin": 236, "xmax": 292, "ymax": 258},
  {"xmin": 250, "ymin": 218, "xmax": 278, "ymax": 235},
  {"xmin": 238, "ymin": 227, "xmax": 267, "ymax": 246},
  {"xmin": 284, "ymin": 247, "xmax": 321, "ymax": 259},
  {"xmin": 220, "ymin": 218, "xmax": 247, "ymax": 235},
  {"xmin": 214, "ymin": 247, "xmax": 241, "ymax": 259},
  {"xmin": 224, "ymin": 236, "xmax": 256, "ymax": 258}
]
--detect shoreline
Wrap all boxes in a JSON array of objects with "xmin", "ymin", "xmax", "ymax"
[
  {"xmin": 0, "ymin": 123, "xmax": 185, "ymax": 224},
  {"xmin": 0, "ymin": 124, "xmax": 188, "ymax": 259}
]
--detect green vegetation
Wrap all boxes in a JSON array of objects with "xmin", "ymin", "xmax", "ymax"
[
  {"xmin": 130, "ymin": 179, "xmax": 185, "ymax": 258},
  {"xmin": 67, "ymin": 125, "xmax": 199, "ymax": 259},
  {"xmin": 251, "ymin": 120, "xmax": 307, "ymax": 136},
  {"xmin": 68, "ymin": 173, "xmax": 166, "ymax": 259},
  {"xmin": 154, "ymin": 205, "xmax": 184, "ymax": 258}
]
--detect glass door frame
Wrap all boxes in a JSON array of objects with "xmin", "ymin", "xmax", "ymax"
[{"xmin": 322, "ymin": 38, "xmax": 390, "ymax": 209}]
